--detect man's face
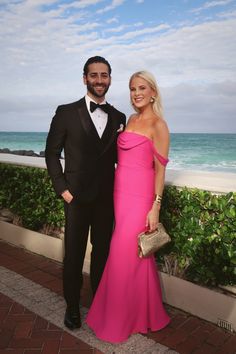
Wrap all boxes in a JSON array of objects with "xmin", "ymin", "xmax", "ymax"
[{"xmin": 83, "ymin": 62, "xmax": 111, "ymax": 102}]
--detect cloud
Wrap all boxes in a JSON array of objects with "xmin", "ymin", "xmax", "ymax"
[
  {"xmin": 0, "ymin": 0, "xmax": 235, "ymax": 132},
  {"xmin": 113, "ymin": 23, "xmax": 170, "ymax": 40},
  {"xmin": 106, "ymin": 17, "xmax": 119, "ymax": 24},
  {"xmin": 191, "ymin": 0, "xmax": 234, "ymax": 14},
  {"xmin": 217, "ymin": 9, "xmax": 236, "ymax": 18},
  {"xmin": 162, "ymin": 81, "xmax": 236, "ymax": 133},
  {"xmin": 104, "ymin": 22, "xmax": 143, "ymax": 33},
  {"xmin": 59, "ymin": 0, "xmax": 104, "ymax": 10},
  {"xmin": 97, "ymin": 0, "xmax": 126, "ymax": 14}
]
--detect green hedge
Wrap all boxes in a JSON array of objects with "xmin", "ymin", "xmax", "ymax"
[
  {"xmin": 159, "ymin": 187, "xmax": 236, "ymax": 287},
  {"xmin": 0, "ymin": 162, "xmax": 235, "ymax": 287},
  {"xmin": 0, "ymin": 163, "xmax": 64, "ymax": 230}
]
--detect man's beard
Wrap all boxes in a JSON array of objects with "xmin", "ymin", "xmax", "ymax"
[{"xmin": 86, "ymin": 81, "xmax": 110, "ymax": 98}]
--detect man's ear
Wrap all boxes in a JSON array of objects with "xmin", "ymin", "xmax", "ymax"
[{"xmin": 83, "ymin": 75, "xmax": 87, "ymax": 85}]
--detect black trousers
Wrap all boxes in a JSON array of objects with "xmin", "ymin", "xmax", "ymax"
[{"xmin": 63, "ymin": 193, "xmax": 114, "ymax": 309}]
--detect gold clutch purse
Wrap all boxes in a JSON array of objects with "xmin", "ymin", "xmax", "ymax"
[{"xmin": 138, "ymin": 223, "xmax": 171, "ymax": 258}]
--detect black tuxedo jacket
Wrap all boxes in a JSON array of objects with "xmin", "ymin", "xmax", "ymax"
[{"xmin": 45, "ymin": 97, "xmax": 126, "ymax": 203}]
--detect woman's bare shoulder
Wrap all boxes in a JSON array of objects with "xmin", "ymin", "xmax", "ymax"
[{"xmin": 153, "ymin": 117, "xmax": 169, "ymax": 135}]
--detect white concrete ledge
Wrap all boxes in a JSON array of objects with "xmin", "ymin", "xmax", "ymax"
[
  {"xmin": 0, "ymin": 153, "xmax": 47, "ymax": 169},
  {"xmin": 0, "ymin": 221, "xmax": 91, "ymax": 273},
  {"xmin": 160, "ymin": 272, "xmax": 236, "ymax": 332},
  {"xmin": 1, "ymin": 153, "xmax": 236, "ymax": 193}
]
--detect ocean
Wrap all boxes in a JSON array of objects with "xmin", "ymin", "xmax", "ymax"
[{"xmin": 0, "ymin": 132, "xmax": 236, "ymax": 173}]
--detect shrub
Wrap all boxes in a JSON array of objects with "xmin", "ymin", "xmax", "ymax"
[
  {"xmin": 159, "ymin": 186, "xmax": 236, "ymax": 287},
  {"xmin": 0, "ymin": 163, "xmax": 64, "ymax": 230}
]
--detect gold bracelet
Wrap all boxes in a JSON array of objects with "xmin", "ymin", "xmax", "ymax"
[{"xmin": 153, "ymin": 194, "xmax": 162, "ymax": 205}]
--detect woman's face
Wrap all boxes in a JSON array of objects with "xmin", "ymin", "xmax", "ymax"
[{"xmin": 130, "ymin": 77, "xmax": 155, "ymax": 110}]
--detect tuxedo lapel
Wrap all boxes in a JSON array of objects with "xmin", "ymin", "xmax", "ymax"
[
  {"xmin": 100, "ymin": 111, "xmax": 118, "ymax": 154},
  {"xmin": 76, "ymin": 100, "xmax": 102, "ymax": 151}
]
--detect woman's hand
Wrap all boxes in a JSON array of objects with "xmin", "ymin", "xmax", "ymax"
[{"xmin": 146, "ymin": 203, "xmax": 160, "ymax": 231}]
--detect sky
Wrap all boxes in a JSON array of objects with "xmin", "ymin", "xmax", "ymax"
[{"xmin": 0, "ymin": 0, "xmax": 236, "ymax": 133}]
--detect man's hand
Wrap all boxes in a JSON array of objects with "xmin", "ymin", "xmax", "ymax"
[{"xmin": 61, "ymin": 190, "xmax": 73, "ymax": 203}]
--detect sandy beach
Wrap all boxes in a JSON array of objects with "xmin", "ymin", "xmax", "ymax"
[{"xmin": 0, "ymin": 153, "xmax": 236, "ymax": 193}]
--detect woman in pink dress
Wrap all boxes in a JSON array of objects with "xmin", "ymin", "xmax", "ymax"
[{"xmin": 86, "ymin": 71, "xmax": 170, "ymax": 343}]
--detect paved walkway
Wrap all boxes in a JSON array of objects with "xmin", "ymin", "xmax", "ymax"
[{"xmin": 0, "ymin": 240, "xmax": 235, "ymax": 354}]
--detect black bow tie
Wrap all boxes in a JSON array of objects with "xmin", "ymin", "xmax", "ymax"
[{"xmin": 90, "ymin": 101, "xmax": 110, "ymax": 113}]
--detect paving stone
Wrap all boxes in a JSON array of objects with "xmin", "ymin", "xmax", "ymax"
[
  {"xmin": 192, "ymin": 342, "xmax": 218, "ymax": 354},
  {"xmin": 60, "ymin": 350, "xmax": 93, "ymax": 354},
  {"xmin": 14, "ymin": 321, "xmax": 34, "ymax": 338},
  {"xmin": 206, "ymin": 328, "xmax": 232, "ymax": 347},
  {"xmin": 34, "ymin": 316, "xmax": 49, "ymax": 330},
  {"xmin": 160, "ymin": 328, "xmax": 189, "ymax": 348},
  {"xmin": 168, "ymin": 313, "xmax": 189, "ymax": 330},
  {"xmin": 31, "ymin": 329, "xmax": 62, "ymax": 339},
  {"xmin": 10, "ymin": 303, "xmax": 25, "ymax": 314},
  {"xmin": 147, "ymin": 327, "xmax": 175, "ymax": 343},
  {"xmin": 26, "ymin": 270, "xmax": 56, "ymax": 284},
  {"xmin": 61, "ymin": 332, "xmax": 82, "ymax": 348},
  {"xmin": 9, "ymin": 338, "xmax": 44, "ymax": 349},
  {"xmin": 179, "ymin": 316, "xmax": 202, "ymax": 334},
  {"xmin": 0, "ymin": 349, "xmax": 24, "ymax": 354},
  {"xmin": 41, "ymin": 338, "xmax": 61, "ymax": 354},
  {"xmin": 216, "ymin": 334, "xmax": 236, "ymax": 354},
  {"xmin": 192, "ymin": 324, "xmax": 217, "ymax": 341},
  {"xmin": 175, "ymin": 335, "xmax": 201, "ymax": 354},
  {"xmin": 0, "ymin": 328, "xmax": 13, "ymax": 349}
]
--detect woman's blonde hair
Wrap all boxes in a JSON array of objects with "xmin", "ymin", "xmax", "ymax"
[{"xmin": 129, "ymin": 71, "xmax": 164, "ymax": 118}]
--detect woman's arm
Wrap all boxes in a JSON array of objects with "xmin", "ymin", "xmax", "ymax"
[{"xmin": 146, "ymin": 118, "xmax": 170, "ymax": 231}]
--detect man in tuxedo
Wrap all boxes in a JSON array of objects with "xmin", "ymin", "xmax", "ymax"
[{"xmin": 45, "ymin": 56, "xmax": 126, "ymax": 330}]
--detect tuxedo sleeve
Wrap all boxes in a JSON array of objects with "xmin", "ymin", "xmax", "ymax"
[
  {"xmin": 122, "ymin": 114, "xmax": 126, "ymax": 128},
  {"xmin": 45, "ymin": 106, "xmax": 67, "ymax": 196}
]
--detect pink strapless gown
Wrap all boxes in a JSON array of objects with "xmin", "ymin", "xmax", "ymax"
[{"xmin": 86, "ymin": 131, "xmax": 170, "ymax": 343}]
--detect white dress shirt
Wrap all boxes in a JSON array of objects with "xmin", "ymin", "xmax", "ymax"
[{"xmin": 85, "ymin": 95, "xmax": 108, "ymax": 138}]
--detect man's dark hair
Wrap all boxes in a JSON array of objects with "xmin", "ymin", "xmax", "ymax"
[{"xmin": 83, "ymin": 56, "xmax": 112, "ymax": 76}]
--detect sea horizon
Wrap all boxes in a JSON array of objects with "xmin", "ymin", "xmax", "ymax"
[{"xmin": 0, "ymin": 131, "xmax": 236, "ymax": 174}]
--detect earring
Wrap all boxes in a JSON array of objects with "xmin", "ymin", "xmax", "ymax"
[{"xmin": 150, "ymin": 96, "xmax": 155, "ymax": 103}]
